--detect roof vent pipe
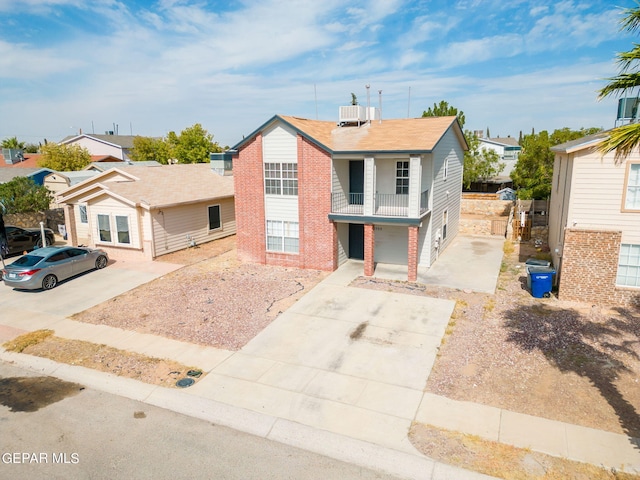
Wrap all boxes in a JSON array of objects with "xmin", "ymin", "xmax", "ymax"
[{"xmin": 366, "ymin": 84, "xmax": 371, "ymax": 123}]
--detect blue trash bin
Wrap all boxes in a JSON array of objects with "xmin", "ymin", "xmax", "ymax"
[{"xmin": 530, "ymin": 268, "xmax": 555, "ymax": 298}]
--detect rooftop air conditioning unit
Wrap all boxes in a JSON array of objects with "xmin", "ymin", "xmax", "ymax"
[
  {"xmin": 338, "ymin": 105, "xmax": 380, "ymax": 126},
  {"xmin": 2, "ymin": 148, "xmax": 24, "ymax": 165}
]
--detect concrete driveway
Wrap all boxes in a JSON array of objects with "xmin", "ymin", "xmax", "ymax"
[
  {"xmin": 0, "ymin": 258, "xmax": 182, "ymax": 320},
  {"xmin": 372, "ymin": 234, "xmax": 505, "ymax": 294}
]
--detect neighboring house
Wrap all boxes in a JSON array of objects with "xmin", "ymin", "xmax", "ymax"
[
  {"xmin": 57, "ymin": 163, "xmax": 235, "ymax": 261},
  {"xmin": 84, "ymin": 160, "xmax": 161, "ymax": 172},
  {"xmin": 465, "ymin": 136, "xmax": 521, "ymax": 193},
  {"xmin": 230, "ymin": 113, "xmax": 467, "ymax": 282},
  {"xmin": 549, "ymin": 131, "xmax": 640, "ymax": 307},
  {"xmin": 44, "ymin": 171, "xmax": 100, "ymax": 207},
  {"xmin": 0, "ymin": 167, "xmax": 55, "ymax": 186},
  {"xmin": 60, "ymin": 134, "xmax": 137, "ymax": 160}
]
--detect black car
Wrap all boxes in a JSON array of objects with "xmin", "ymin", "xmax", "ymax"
[{"xmin": 4, "ymin": 225, "xmax": 56, "ymax": 255}]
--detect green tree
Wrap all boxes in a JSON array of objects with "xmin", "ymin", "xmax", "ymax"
[
  {"xmin": 1, "ymin": 137, "xmax": 25, "ymax": 149},
  {"xmin": 24, "ymin": 143, "xmax": 39, "ymax": 153},
  {"xmin": 38, "ymin": 143, "xmax": 91, "ymax": 171},
  {"xmin": 351, "ymin": 93, "xmax": 358, "ymax": 105},
  {"xmin": 0, "ymin": 177, "xmax": 52, "ymax": 213},
  {"xmin": 172, "ymin": 123, "xmax": 221, "ymax": 164},
  {"xmin": 598, "ymin": 3, "xmax": 640, "ymax": 161},
  {"xmin": 512, "ymin": 127, "xmax": 602, "ymax": 199},
  {"xmin": 130, "ymin": 136, "xmax": 172, "ymax": 164},
  {"xmin": 463, "ymin": 132, "xmax": 505, "ymax": 188},
  {"xmin": 422, "ymin": 100, "xmax": 465, "ymax": 128}
]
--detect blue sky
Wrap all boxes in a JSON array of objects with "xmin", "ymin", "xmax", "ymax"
[{"xmin": 0, "ymin": 0, "xmax": 634, "ymax": 147}]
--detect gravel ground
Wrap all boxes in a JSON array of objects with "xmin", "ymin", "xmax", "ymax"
[
  {"xmin": 71, "ymin": 237, "xmax": 328, "ymax": 350},
  {"xmin": 353, "ymin": 241, "xmax": 640, "ymax": 438}
]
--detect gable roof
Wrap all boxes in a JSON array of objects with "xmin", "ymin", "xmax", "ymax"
[
  {"xmin": 233, "ymin": 115, "xmax": 468, "ymax": 154},
  {"xmin": 60, "ymin": 134, "xmax": 137, "ymax": 149},
  {"xmin": 550, "ymin": 131, "xmax": 609, "ymax": 154},
  {"xmin": 58, "ymin": 163, "xmax": 234, "ymax": 209},
  {"xmin": 479, "ymin": 137, "xmax": 521, "ymax": 148}
]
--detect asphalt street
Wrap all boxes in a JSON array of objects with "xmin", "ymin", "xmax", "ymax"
[{"xmin": 0, "ymin": 361, "xmax": 401, "ymax": 480}]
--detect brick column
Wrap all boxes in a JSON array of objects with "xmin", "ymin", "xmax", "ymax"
[
  {"xmin": 408, "ymin": 225, "xmax": 419, "ymax": 282},
  {"xmin": 364, "ymin": 224, "xmax": 375, "ymax": 276}
]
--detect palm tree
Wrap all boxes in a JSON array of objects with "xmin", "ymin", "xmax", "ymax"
[
  {"xmin": 1, "ymin": 136, "xmax": 25, "ymax": 149},
  {"xmin": 598, "ymin": 4, "xmax": 640, "ymax": 162}
]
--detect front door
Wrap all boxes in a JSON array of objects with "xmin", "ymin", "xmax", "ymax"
[
  {"xmin": 348, "ymin": 223, "xmax": 364, "ymax": 260},
  {"xmin": 349, "ymin": 160, "xmax": 364, "ymax": 205}
]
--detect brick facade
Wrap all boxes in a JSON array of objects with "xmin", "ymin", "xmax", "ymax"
[
  {"xmin": 298, "ymin": 136, "xmax": 337, "ymax": 271},
  {"xmin": 233, "ymin": 134, "xmax": 266, "ymax": 265},
  {"xmin": 234, "ymin": 133, "xmax": 337, "ymax": 272},
  {"xmin": 559, "ymin": 228, "xmax": 640, "ymax": 307}
]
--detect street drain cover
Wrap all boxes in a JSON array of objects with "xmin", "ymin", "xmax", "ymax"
[{"xmin": 176, "ymin": 378, "xmax": 195, "ymax": 388}]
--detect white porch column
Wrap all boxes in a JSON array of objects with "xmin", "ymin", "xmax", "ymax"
[
  {"xmin": 407, "ymin": 155, "xmax": 422, "ymax": 217},
  {"xmin": 363, "ymin": 156, "xmax": 375, "ymax": 216}
]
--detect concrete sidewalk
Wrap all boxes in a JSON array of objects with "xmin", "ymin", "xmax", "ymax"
[{"xmin": 1, "ymin": 240, "xmax": 639, "ymax": 477}]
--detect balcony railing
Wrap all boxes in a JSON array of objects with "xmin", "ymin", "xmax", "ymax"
[
  {"xmin": 331, "ymin": 190, "xmax": 429, "ymax": 218},
  {"xmin": 331, "ymin": 192, "xmax": 363, "ymax": 214},
  {"xmin": 375, "ymin": 193, "xmax": 408, "ymax": 216}
]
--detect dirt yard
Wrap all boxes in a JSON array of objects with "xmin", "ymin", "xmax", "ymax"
[
  {"xmin": 71, "ymin": 237, "xmax": 329, "ymax": 350},
  {"xmin": 353, "ymin": 241, "xmax": 640, "ymax": 439}
]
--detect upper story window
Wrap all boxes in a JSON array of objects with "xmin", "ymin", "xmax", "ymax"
[
  {"xmin": 265, "ymin": 162, "xmax": 298, "ymax": 196},
  {"xmin": 624, "ymin": 163, "xmax": 640, "ymax": 210},
  {"xmin": 443, "ymin": 158, "xmax": 449, "ymax": 180},
  {"xmin": 396, "ymin": 161, "xmax": 409, "ymax": 194}
]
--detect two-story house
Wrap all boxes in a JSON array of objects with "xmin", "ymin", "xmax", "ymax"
[
  {"xmin": 549, "ymin": 131, "xmax": 640, "ymax": 307},
  {"xmin": 60, "ymin": 133, "xmax": 137, "ymax": 161},
  {"xmin": 229, "ymin": 110, "xmax": 467, "ymax": 282}
]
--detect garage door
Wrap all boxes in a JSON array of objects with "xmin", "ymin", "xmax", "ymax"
[{"xmin": 374, "ymin": 225, "xmax": 408, "ymax": 265}]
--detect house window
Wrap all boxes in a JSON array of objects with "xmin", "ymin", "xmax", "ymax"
[
  {"xmin": 96, "ymin": 214, "xmax": 131, "ymax": 244},
  {"xmin": 444, "ymin": 158, "xmax": 449, "ymax": 180},
  {"xmin": 115, "ymin": 215, "xmax": 130, "ymax": 244},
  {"xmin": 624, "ymin": 163, "xmax": 640, "ymax": 210},
  {"xmin": 617, "ymin": 243, "xmax": 640, "ymax": 287},
  {"xmin": 396, "ymin": 161, "xmax": 409, "ymax": 194},
  {"xmin": 208, "ymin": 205, "xmax": 221, "ymax": 230},
  {"xmin": 442, "ymin": 209, "xmax": 448, "ymax": 240},
  {"xmin": 79, "ymin": 205, "xmax": 88, "ymax": 224},
  {"xmin": 266, "ymin": 220, "xmax": 299, "ymax": 253},
  {"xmin": 264, "ymin": 163, "xmax": 298, "ymax": 196},
  {"xmin": 97, "ymin": 214, "xmax": 111, "ymax": 242}
]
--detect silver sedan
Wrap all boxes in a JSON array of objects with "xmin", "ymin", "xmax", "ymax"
[{"xmin": 2, "ymin": 246, "xmax": 109, "ymax": 290}]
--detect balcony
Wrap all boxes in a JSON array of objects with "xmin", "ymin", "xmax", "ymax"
[{"xmin": 331, "ymin": 190, "xmax": 429, "ymax": 218}]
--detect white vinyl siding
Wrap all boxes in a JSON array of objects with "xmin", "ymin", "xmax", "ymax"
[
  {"xmin": 374, "ymin": 225, "xmax": 408, "ymax": 265},
  {"xmin": 431, "ymin": 127, "xmax": 463, "ymax": 257},
  {"xmin": 565, "ymin": 151, "xmax": 640, "ymax": 244},
  {"xmin": 152, "ymin": 198, "xmax": 236, "ymax": 257},
  {"xmin": 263, "ymin": 122, "xmax": 299, "ymax": 233},
  {"xmin": 617, "ymin": 243, "xmax": 640, "ymax": 287}
]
